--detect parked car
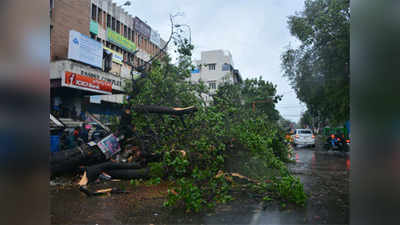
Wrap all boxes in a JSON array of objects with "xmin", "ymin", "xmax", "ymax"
[{"xmin": 292, "ymin": 129, "xmax": 315, "ymax": 147}]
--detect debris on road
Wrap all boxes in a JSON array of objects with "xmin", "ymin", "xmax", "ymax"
[
  {"xmin": 50, "ymin": 105, "xmax": 198, "ymax": 194},
  {"xmin": 79, "ymin": 186, "xmax": 130, "ymax": 197}
]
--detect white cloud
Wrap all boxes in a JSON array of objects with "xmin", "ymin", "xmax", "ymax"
[{"xmin": 115, "ymin": 0, "xmax": 306, "ymax": 122}]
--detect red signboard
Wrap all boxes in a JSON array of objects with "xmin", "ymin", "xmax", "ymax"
[{"xmin": 63, "ymin": 71, "xmax": 112, "ymax": 94}]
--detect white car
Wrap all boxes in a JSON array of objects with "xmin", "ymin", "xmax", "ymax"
[{"xmin": 293, "ymin": 129, "xmax": 315, "ymax": 147}]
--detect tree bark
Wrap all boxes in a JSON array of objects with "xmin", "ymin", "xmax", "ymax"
[
  {"xmin": 132, "ymin": 105, "xmax": 198, "ymax": 115},
  {"xmin": 85, "ymin": 162, "xmax": 149, "ymax": 183},
  {"xmin": 50, "ymin": 145, "xmax": 106, "ymax": 177}
]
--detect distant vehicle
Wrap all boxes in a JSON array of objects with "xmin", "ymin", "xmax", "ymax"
[
  {"xmin": 292, "ymin": 129, "xmax": 315, "ymax": 148},
  {"xmin": 324, "ymin": 133, "xmax": 350, "ymax": 152}
]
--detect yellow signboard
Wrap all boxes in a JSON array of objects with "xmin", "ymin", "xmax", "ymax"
[
  {"xmin": 103, "ymin": 46, "xmax": 123, "ymax": 65},
  {"xmin": 107, "ymin": 29, "xmax": 136, "ymax": 53}
]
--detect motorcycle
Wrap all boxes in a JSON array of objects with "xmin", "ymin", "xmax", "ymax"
[{"xmin": 324, "ymin": 133, "xmax": 350, "ymax": 152}]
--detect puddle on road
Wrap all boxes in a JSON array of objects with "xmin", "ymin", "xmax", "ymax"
[{"xmin": 51, "ymin": 147, "xmax": 350, "ymax": 225}]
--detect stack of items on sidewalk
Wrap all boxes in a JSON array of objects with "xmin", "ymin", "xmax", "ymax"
[{"xmin": 49, "ymin": 105, "xmax": 197, "ymax": 196}]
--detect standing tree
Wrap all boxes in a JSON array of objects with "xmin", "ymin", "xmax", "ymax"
[{"xmin": 281, "ymin": 0, "xmax": 350, "ymax": 125}]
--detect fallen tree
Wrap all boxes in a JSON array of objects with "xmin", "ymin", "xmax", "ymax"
[
  {"xmin": 50, "ymin": 105, "xmax": 198, "ymax": 178},
  {"xmin": 84, "ymin": 162, "xmax": 149, "ymax": 184},
  {"xmin": 132, "ymin": 105, "xmax": 197, "ymax": 115},
  {"xmin": 50, "ymin": 144, "xmax": 106, "ymax": 177}
]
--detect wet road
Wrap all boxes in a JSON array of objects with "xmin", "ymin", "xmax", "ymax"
[{"xmin": 51, "ymin": 146, "xmax": 350, "ymax": 224}]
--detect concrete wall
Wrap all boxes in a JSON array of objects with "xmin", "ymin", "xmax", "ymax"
[
  {"xmin": 190, "ymin": 50, "xmax": 236, "ymax": 91},
  {"xmin": 51, "ymin": 0, "xmax": 91, "ymax": 61},
  {"xmin": 51, "ymin": 0, "xmax": 164, "ymax": 63}
]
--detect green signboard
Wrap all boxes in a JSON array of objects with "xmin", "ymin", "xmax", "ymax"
[
  {"xmin": 107, "ymin": 29, "xmax": 136, "ymax": 53},
  {"xmin": 90, "ymin": 20, "xmax": 98, "ymax": 35}
]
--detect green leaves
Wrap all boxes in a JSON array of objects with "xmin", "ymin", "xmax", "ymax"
[
  {"xmin": 282, "ymin": 0, "xmax": 350, "ymax": 126},
  {"xmin": 120, "ymin": 28, "xmax": 306, "ymax": 212}
]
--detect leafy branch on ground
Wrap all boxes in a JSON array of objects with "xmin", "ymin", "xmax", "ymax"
[{"xmin": 121, "ymin": 26, "xmax": 307, "ymax": 212}]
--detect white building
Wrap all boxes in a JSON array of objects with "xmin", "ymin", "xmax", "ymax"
[{"xmin": 190, "ymin": 50, "xmax": 242, "ymax": 94}]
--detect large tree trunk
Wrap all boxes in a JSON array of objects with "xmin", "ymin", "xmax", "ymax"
[
  {"xmin": 85, "ymin": 162, "xmax": 149, "ymax": 183},
  {"xmin": 50, "ymin": 145, "xmax": 106, "ymax": 177},
  {"xmin": 106, "ymin": 168, "xmax": 150, "ymax": 180},
  {"xmin": 132, "ymin": 105, "xmax": 197, "ymax": 115}
]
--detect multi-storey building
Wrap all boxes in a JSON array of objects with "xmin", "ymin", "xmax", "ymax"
[
  {"xmin": 190, "ymin": 50, "xmax": 242, "ymax": 95},
  {"xmin": 50, "ymin": 0, "xmax": 166, "ymax": 122}
]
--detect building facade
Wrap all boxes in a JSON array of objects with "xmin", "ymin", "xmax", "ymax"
[
  {"xmin": 190, "ymin": 50, "xmax": 242, "ymax": 95},
  {"xmin": 50, "ymin": 0, "xmax": 166, "ymax": 122}
]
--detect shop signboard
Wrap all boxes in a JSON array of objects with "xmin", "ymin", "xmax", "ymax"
[
  {"xmin": 191, "ymin": 68, "xmax": 200, "ymax": 74},
  {"xmin": 103, "ymin": 46, "xmax": 123, "ymax": 65},
  {"xmin": 150, "ymin": 29, "xmax": 161, "ymax": 47},
  {"xmin": 134, "ymin": 17, "xmax": 151, "ymax": 38},
  {"xmin": 90, "ymin": 20, "xmax": 98, "ymax": 35},
  {"xmin": 68, "ymin": 30, "xmax": 103, "ymax": 69},
  {"xmin": 107, "ymin": 28, "xmax": 136, "ymax": 53},
  {"xmin": 90, "ymin": 95, "xmax": 102, "ymax": 104},
  {"xmin": 98, "ymin": 27, "xmax": 106, "ymax": 40},
  {"xmin": 79, "ymin": 69, "xmax": 123, "ymax": 91},
  {"xmin": 62, "ymin": 71, "xmax": 112, "ymax": 94},
  {"xmin": 97, "ymin": 134, "xmax": 121, "ymax": 159}
]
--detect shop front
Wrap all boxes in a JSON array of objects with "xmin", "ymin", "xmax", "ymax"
[{"xmin": 50, "ymin": 60, "xmax": 128, "ymax": 121}]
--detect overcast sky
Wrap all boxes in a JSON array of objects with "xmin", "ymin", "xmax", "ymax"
[{"xmin": 114, "ymin": 0, "xmax": 307, "ymax": 122}]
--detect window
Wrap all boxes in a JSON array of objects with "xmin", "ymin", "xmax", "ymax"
[
  {"xmin": 124, "ymin": 25, "xmax": 128, "ymax": 37},
  {"xmin": 208, "ymin": 64, "xmax": 216, "ymax": 70},
  {"xmin": 91, "ymin": 4, "xmax": 97, "ymax": 21},
  {"xmin": 111, "ymin": 17, "xmax": 117, "ymax": 31},
  {"xmin": 116, "ymin": 21, "xmax": 120, "ymax": 33},
  {"xmin": 128, "ymin": 28, "xmax": 131, "ymax": 40},
  {"xmin": 97, "ymin": 8, "xmax": 102, "ymax": 24},
  {"xmin": 208, "ymin": 81, "xmax": 217, "ymax": 90},
  {"xmin": 131, "ymin": 30, "xmax": 135, "ymax": 41},
  {"xmin": 222, "ymin": 63, "xmax": 231, "ymax": 71},
  {"xmin": 298, "ymin": 130, "xmax": 312, "ymax": 134},
  {"xmin": 50, "ymin": 0, "xmax": 54, "ymax": 18},
  {"xmin": 107, "ymin": 14, "xmax": 111, "ymax": 28},
  {"xmin": 138, "ymin": 35, "xmax": 142, "ymax": 46}
]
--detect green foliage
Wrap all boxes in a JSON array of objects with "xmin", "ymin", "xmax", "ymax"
[
  {"xmin": 270, "ymin": 175, "xmax": 307, "ymax": 206},
  {"xmin": 130, "ymin": 179, "xmax": 142, "ymax": 187},
  {"xmin": 281, "ymin": 0, "xmax": 350, "ymax": 126},
  {"xmin": 122, "ymin": 34, "xmax": 306, "ymax": 212},
  {"xmin": 299, "ymin": 109, "xmax": 313, "ymax": 128},
  {"xmin": 145, "ymin": 177, "xmax": 161, "ymax": 186},
  {"xmin": 149, "ymin": 162, "xmax": 165, "ymax": 178}
]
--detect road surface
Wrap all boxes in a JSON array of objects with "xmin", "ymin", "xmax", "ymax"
[{"xmin": 50, "ymin": 145, "xmax": 350, "ymax": 224}]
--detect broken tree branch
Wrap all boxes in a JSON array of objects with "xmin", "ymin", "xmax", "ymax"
[{"xmin": 132, "ymin": 105, "xmax": 198, "ymax": 115}]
